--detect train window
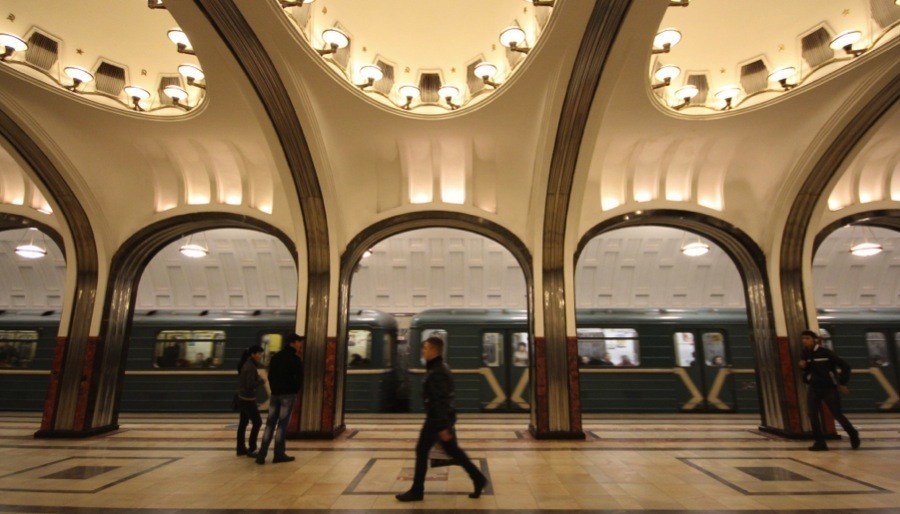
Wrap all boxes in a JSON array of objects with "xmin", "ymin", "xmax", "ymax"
[
  {"xmin": 260, "ymin": 333, "xmax": 283, "ymax": 367},
  {"xmin": 154, "ymin": 330, "xmax": 226, "ymax": 369},
  {"xmin": 576, "ymin": 328, "xmax": 639, "ymax": 366},
  {"xmin": 512, "ymin": 332, "xmax": 529, "ymax": 367},
  {"xmin": 673, "ymin": 332, "xmax": 696, "ymax": 367},
  {"xmin": 866, "ymin": 332, "xmax": 889, "ymax": 367},
  {"xmin": 421, "ymin": 329, "xmax": 449, "ymax": 359},
  {"xmin": 703, "ymin": 332, "xmax": 727, "ymax": 367},
  {"xmin": 482, "ymin": 333, "xmax": 503, "ymax": 367},
  {"xmin": 383, "ymin": 333, "xmax": 393, "ymax": 368},
  {"xmin": 818, "ymin": 328, "xmax": 833, "ymax": 350},
  {"xmin": 0, "ymin": 330, "xmax": 39, "ymax": 368},
  {"xmin": 348, "ymin": 330, "xmax": 372, "ymax": 367}
]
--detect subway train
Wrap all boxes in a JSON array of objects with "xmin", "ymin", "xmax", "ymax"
[{"xmin": 1, "ymin": 308, "xmax": 897, "ymax": 414}]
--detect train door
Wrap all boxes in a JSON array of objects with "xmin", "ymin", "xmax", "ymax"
[
  {"xmin": 672, "ymin": 329, "xmax": 734, "ymax": 412},
  {"xmin": 480, "ymin": 330, "xmax": 530, "ymax": 411}
]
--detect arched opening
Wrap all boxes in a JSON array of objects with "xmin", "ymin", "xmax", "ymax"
[
  {"xmin": 575, "ymin": 225, "xmax": 754, "ymax": 413},
  {"xmin": 812, "ymin": 212, "xmax": 900, "ymax": 413},
  {"xmin": 0, "ymin": 218, "xmax": 65, "ymax": 410},
  {"xmin": 336, "ymin": 213, "xmax": 533, "ymax": 427}
]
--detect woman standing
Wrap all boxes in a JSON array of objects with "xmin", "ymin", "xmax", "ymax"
[{"xmin": 236, "ymin": 345, "xmax": 264, "ymax": 457}]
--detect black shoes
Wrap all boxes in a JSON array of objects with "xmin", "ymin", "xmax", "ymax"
[
  {"xmin": 469, "ymin": 474, "xmax": 488, "ymax": 499},
  {"xmin": 272, "ymin": 455, "xmax": 296, "ymax": 464},
  {"xmin": 850, "ymin": 431, "xmax": 861, "ymax": 449},
  {"xmin": 395, "ymin": 490, "xmax": 424, "ymax": 502},
  {"xmin": 808, "ymin": 442, "xmax": 829, "ymax": 451}
]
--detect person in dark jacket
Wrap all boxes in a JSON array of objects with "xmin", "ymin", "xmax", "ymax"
[
  {"xmin": 256, "ymin": 334, "xmax": 304, "ymax": 464},
  {"xmin": 396, "ymin": 336, "xmax": 487, "ymax": 502},
  {"xmin": 236, "ymin": 345, "xmax": 265, "ymax": 457},
  {"xmin": 799, "ymin": 330, "xmax": 860, "ymax": 451}
]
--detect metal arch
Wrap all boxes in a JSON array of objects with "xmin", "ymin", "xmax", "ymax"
[
  {"xmin": 89, "ymin": 213, "xmax": 298, "ymax": 428},
  {"xmin": 335, "ymin": 211, "xmax": 534, "ymax": 429},
  {"xmin": 574, "ymin": 210, "xmax": 785, "ymax": 432},
  {"xmin": 813, "ymin": 209, "xmax": 900, "ymax": 253},
  {"xmin": 780, "ymin": 79, "xmax": 900, "ymax": 434},
  {"xmin": 194, "ymin": 0, "xmax": 331, "ymax": 433},
  {"xmin": 540, "ymin": 0, "xmax": 632, "ymax": 437},
  {"xmin": 0, "ymin": 212, "xmax": 66, "ymax": 259},
  {"xmin": 0, "ymin": 109, "xmax": 99, "ymax": 436}
]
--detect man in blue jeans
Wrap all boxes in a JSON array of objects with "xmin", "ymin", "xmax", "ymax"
[{"xmin": 256, "ymin": 334, "xmax": 304, "ymax": 464}]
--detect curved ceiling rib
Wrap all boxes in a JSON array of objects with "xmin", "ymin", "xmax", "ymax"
[
  {"xmin": 0, "ymin": 108, "xmax": 99, "ymax": 436},
  {"xmin": 539, "ymin": 0, "xmax": 632, "ymax": 437},
  {"xmin": 194, "ymin": 0, "xmax": 331, "ymax": 435}
]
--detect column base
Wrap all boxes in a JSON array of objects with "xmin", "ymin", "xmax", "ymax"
[
  {"xmin": 758, "ymin": 425, "xmax": 841, "ymax": 440},
  {"xmin": 287, "ymin": 424, "xmax": 346, "ymax": 440},
  {"xmin": 34, "ymin": 424, "xmax": 119, "ymax": 439},
  {"xmin": 529, "ymin": 424, "xmax": 585, "ymax": 440}
]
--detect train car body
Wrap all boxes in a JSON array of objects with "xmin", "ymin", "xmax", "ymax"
[{"xmin": 0, "ymin": 311, "xmax": 58, "ymax": 410}]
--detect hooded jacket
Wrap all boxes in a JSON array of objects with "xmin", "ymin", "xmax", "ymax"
[{"xmin": 803, "ymin": 344, "xmax": 851, "ymax": 390}]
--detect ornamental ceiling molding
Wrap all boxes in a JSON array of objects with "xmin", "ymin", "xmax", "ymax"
[{"xmin": 276, "ymin": 0, "xmax": 556, "ymax": 116}]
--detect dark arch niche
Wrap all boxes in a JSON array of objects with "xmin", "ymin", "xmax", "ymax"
[
  {"xmin": 337, "ymin": 212, "xmax": 533, "ymax": 433},
  {"xmin": 86, "ymin": 213, "xmax": 297, "ymax": 431},
  {"xmin": 0, "ymin": 109, "xmax": 100, "ymax": 438},
  {"xmin": 576, "ymin": 210, "xmax": 792, "ymax": 436}
]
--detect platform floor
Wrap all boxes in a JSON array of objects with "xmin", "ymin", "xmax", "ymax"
[{"xmin": 0, "ymin": 412, "xmax": 899, "ymax": 513}]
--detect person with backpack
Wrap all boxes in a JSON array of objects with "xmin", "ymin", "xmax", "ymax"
[{"xmin": 799, "ymin": 330, "xmax": 860, "ymax": 451}]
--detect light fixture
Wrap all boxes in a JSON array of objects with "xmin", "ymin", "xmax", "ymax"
[
  {"xmin": 398, "ymin": 85, "xmax": 420, "ymax": 110},
  {"xmin": 681, "ymin": 241, "xmax": 709, "ymax": 257},
  {"xmin": 652, "ymin": 64, "xmax": 680, "ymax": 89},
  {"xmin": 523, "ymin": 0, "xmax": 554, "ymax": 6},
  {"xmin": 714, "ymin": 86, "xmax": 741, "ymax": 110},
  {"xmin": 830, "ymin": 30, "xmax": 865, "ymax": 57},
  {"xmin": 356, "ymin": 65, "xmax": 383, "ymax": 89},
  {"xmin": 318, "ymin": 28, "xmax": 349, "ymax": 56},
  {"xmin": 147, "ymin": 0, "xmax": 165, "ymax": 9},
  {"xmin": 15, "ymin": 229, "xmax": 47, "ymax": 259},
  {"xmin": 163, "ymin": 85, "xmax": 190, "ymax": 110},
  {"xmin": 673, "ymin": 84, "xmax": 698, "ymax": 110},
  {"xmin": 474, "ymin": 62, "xmax": 500, "ymax": 88},
  {"xmin": 849, "ymin": 226, "xmax": 883, "ymax": 257},
  {"xmin": 0, "ymin": 33, "xmax": 27, "ymax": 61},
  {"xmin": 167, "ymin": 29, "xmax": 195, "ymax": 55},
  {"xmin": 361, "ymin": 249, "xmax": 373, "ymax": 259},
  {"xmin": 178, "ymin": 64, "xmax": 206, "ymax": 89},
  {"xmin": 180, "ymin": 233, "xmax": 208, "ymax": 258},
  {"xmin": 499, "ymin": 27, "xmax": 529, "ymax": 54},
  {"xmin": 124, "ymin": 86, "xmax": 150, "ymax": 111},
  {"xmin": 652, "ymin": 29, "xmax": 681, "ymax": 54},
  {"xmin": 64, "ymin": 66, "xmax": 94, "ymax": 91},
  {"xmin": 768, "ymin": 66, "xmax": 796, "ymax": 90},
  {"xmin": 439, "ymin": 85, "xmax": 461, "ymax": 110}
]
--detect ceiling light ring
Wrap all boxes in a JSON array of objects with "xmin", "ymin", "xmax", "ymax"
[
  {"xmin": 15, "ymin": 228, "xmax": 48, "ymax": 260},
  {"xmin": 0, "ymin": 33, "xmax": 27, "ymax": 61}
]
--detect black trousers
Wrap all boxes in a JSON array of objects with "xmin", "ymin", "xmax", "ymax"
[
  {"xmin": 410, "ymin": 419, "xmax": 483, "ymax": 493},
  {"xmin": 807, "ymin": 387, "xmax": 857, "ymax": 444},
  {"xmin": 236, "ymin": 398, "xmax": 262, "ymax": 452}
]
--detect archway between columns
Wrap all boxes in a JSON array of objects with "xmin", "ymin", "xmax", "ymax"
[
  {"xmin": 576, "ymin": 210, "xmax": 791, "ymax": 435},
  {"xmin": 814, "ymin": 209, "xmax": 900, "ymax": 252},
  {"xmin": 86, "ymin": 213, "xmax": 297, "ymax": 431},
  {"xmin": 335, "ymin": 212, "xmax": 533, "ymax": 433}
]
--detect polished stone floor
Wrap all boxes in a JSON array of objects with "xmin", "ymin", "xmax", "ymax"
[{"xmin": 0, "ymin": 412, "xmax": 898, "ymax": 512}]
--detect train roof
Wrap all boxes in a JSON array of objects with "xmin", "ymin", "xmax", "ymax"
[{"xmin": 411, "ymin": 308, "xmax": 529, "ymax": 325}]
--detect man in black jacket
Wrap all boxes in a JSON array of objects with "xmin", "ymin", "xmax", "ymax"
[
  {"xmin": 256, "ymin": 334, "xmax": 304, "ymax": 464},
  {"xmin": 396, "ymin": 336, "xmax": 487, "ymax": 502},
  {"xmin": 799, "ymin": 330, "xmax": 860, "ymax": 451}
]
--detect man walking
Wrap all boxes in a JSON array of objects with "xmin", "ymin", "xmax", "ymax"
[
  {"xmin": 396, "ymin": 336, "xmax": 488, "ymax": 502},
  {"xmin": 799, "ymin": 329, "xmax": 860, "ymax": 451},
  {"xmin": 256, "ymin": 334, "xmax": 304, "ymax": 464}
]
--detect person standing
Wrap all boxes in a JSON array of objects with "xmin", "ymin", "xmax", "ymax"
[
  {"xmin": 396, "ymin": 336, "xmax": 487, "ymax": 502},
  {"xmin": 799, "ymin": 330, "xmax": 860, "ymax": 451},
  {"xmin": 256, "ymin": 334, "xmax": 304, "ymax": 464},
  {"xmin": 236, "ymin": 345, "xmax": 265, "ymax": 457}
]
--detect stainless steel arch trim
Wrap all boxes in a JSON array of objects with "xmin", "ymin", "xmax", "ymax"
[
  {"xmin": 780, "ymin": 80, "xmax": 900, "ymax": 433},
  {"xmin": 0, "ymin": 108, "xmax": 98, "ymax": 434},
  {"xmin": 91, "ymin": 213, "xmax": 298, "ymax": 428},
  {"xmin": 337, "ymin": 211, "xmax": 534, "ymax": 429},
  {"xmin": 575, "ymin": 209, "xmax": 785, "ymax": 431},
  {"xmin": 541, "ymin": 0, "xmax": 632, "ymax": 435},
  {"xmin": 195, "ymin": 0, "xmax": 330, "ymax": 433}
]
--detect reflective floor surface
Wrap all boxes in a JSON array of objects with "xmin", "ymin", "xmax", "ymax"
[{"xmin": 1, "ymin": 412, "xmax": 899, "ymax": 513}]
